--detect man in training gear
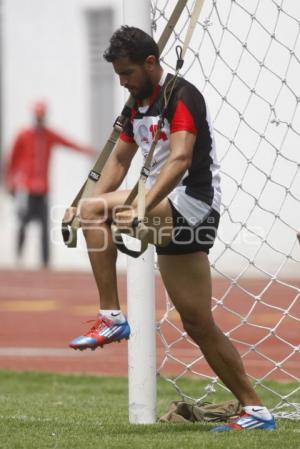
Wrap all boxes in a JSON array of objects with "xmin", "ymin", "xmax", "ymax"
[{"xmin": 64, "ymin": 26, "xmax": 275, "ymax": 431}]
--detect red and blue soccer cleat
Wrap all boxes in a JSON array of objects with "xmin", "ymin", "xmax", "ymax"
[
  {"xmin": 69, "ymin": 314, "xmax": 130, "ymax": 350},
  {"xmin": 210, "ymin": 412, "xmax": 276, "ymax": 432}
]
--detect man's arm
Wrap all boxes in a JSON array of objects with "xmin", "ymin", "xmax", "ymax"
[
  {"xmin": 63, "ymin": 137, "xmax": 138, "ymax": 224},
  {"xmin": 49, "ymin": 129, "xmax": 96, "ymax": 157},
  {"xmin": 91, "ymin": 138, "xmax": 139, "ymax": 196},
  {"xmin": 145, "ymin": 130, "xmax": 196, "ymax": 212}
]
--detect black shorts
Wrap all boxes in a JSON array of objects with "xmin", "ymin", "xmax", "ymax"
[{"xmin": 156, "ymin": 200, "xmax": 220, "ymax": 256}]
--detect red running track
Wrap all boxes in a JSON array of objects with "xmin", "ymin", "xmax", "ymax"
[{"xmin": 0, "ymin": 269, "xmax": 299, "ymax": 381}]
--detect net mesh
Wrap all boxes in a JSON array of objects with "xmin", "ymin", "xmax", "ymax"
[{"xmin": 151, "ymin": 0, "xmax": 300, "ymax": 419}]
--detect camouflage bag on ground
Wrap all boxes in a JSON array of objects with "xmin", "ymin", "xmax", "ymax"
[{"xmin": 159, "ymin": 399, "xmax": 242, "ymax": 423}]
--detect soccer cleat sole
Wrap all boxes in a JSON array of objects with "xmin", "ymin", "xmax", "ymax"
[
  {"xmin": 210, "ymin": 414, "xmax": 276, "ymax": 432},
  {"xmin": 70, "ymin": 336, "xmax": 130, "ymax": 351}
]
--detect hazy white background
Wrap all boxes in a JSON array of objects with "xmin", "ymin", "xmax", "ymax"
[{"xmin": 1, "ymin": 0, "xmax": 300, "ymax": 278}]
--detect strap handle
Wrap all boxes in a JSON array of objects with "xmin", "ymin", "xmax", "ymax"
[
  {"xmin": 62, "ymin": 215, "xmax": 81, "ymax": 248},
  {"xmin": 111, "ymin": 215, "xmax": 149, "ymax": 258}
]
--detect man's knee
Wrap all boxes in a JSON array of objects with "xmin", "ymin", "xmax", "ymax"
[
  {"xmin": 79, "ymin": 197, "xmax": 108, "ymax": 224},
  {"xmin": 79, "ymin": 198, "xmax": 96, "ymax": 222}
]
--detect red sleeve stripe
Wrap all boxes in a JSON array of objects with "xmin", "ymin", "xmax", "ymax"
[
  {"xmin": 170, "ymin": 100, "xmax": 198, "ymax": 135},
  {"xmin": 120, "ymin": 132, "xmax": 135, "ymax": 144}
]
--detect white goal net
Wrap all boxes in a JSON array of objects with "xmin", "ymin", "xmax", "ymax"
[{"xmin": 151, "ymin": 0, "xmax": 300, "ymax": 419}]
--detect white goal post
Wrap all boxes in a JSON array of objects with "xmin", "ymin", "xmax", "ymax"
[
  {"xmin": 123, "ymin": 0, "xmax": 156, "ymax": 425},
  {"xmin": 126, "ymin": 0, "xmax": 300, "ymax": 422}
]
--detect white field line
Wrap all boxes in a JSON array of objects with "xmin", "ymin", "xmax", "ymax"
[
  {"xmin": 0, "ymin": 286, "xmax": 73, "ymax": 298},
  {"xmin": 0, "ymin": 347, "xmax": 300, "ymax": 370},
  {"xmin": 0, "ymin": 347, "xmax": 80, "ymax": 357}
]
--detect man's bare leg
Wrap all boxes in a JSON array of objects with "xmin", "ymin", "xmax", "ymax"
[
  {"xmin": 69, "ymin": 192, "xmax": 173, "ymax": 350},
  {"xmin": 79, "ymin": 191, "xmax": 172, "ymax": 309},
  {"xmin": 78, "ymin": 192, "xmax": 133, "ymax": 310},
  {"xmin": 158, "ymin": 251, "xmax": 261, "ymax": 406},
  {"xmin": 69, "ymin": 192, "xmax": 134, "ymax": 350},
  {"xmin": 83, "ymin": 220, "xmax": 120, "ymax": 309}
]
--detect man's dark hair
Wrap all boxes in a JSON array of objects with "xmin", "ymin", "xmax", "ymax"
[{"xmin": 103, "ymin": 26, "xmax": 160, "ymax": 64}]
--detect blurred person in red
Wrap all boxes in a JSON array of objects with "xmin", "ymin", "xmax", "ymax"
[{"xmin": 5, "ymin": 101, "xmax": 96, "ymax": 267}]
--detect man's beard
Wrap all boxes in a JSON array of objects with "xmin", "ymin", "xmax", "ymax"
[{"xmin": 132, "ymin": 77, "xmax": 154, "ymax": 100}]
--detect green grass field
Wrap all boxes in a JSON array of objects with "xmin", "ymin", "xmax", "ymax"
[{"xmin": 0, "ymin": 370, "xmax": 299, "ymax": 449}]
